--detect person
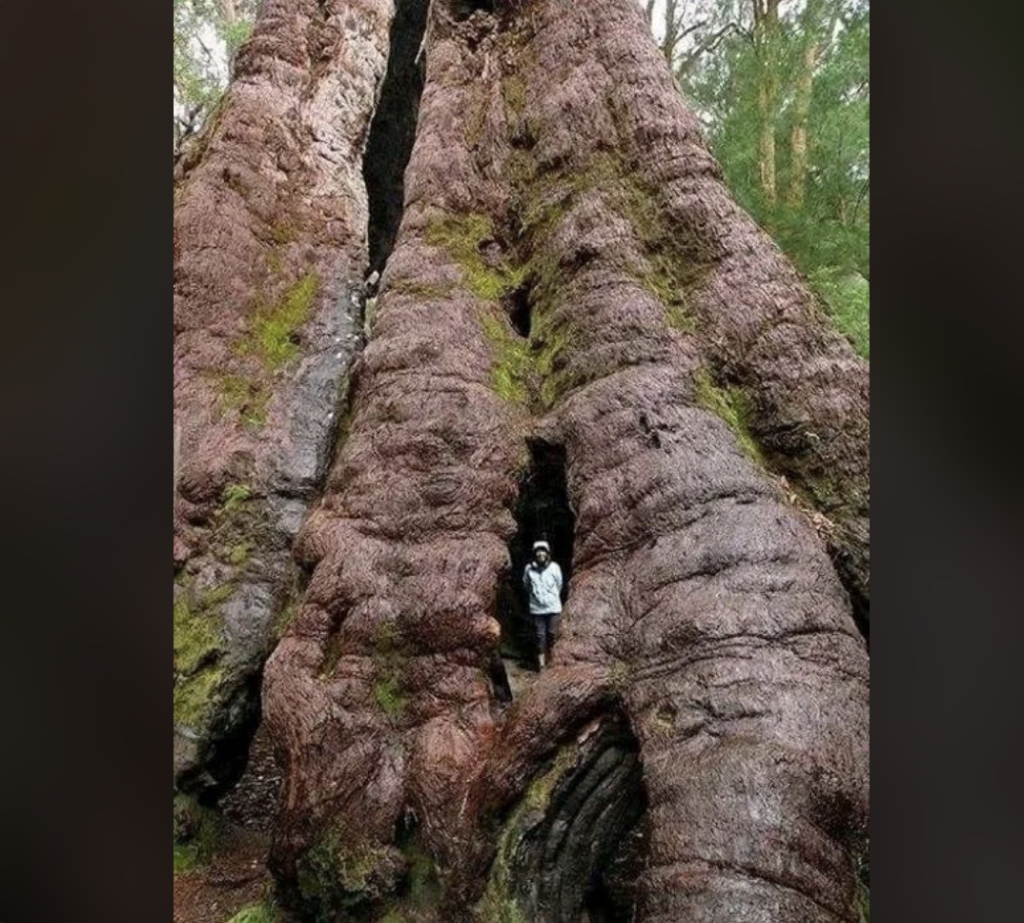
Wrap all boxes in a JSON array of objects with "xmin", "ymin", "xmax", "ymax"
[{"xmin": 522, "ymin": 540, "xmax": 563, "ymax": 670}]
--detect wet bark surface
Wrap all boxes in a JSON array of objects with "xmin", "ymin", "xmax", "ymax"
[
  {"xmin": 173, "ymin": 0, "xmax": 397, "ymax": 797},
  {"xmin": 177, "ymin": 1, "xmax": 869, "ymax": 921}
]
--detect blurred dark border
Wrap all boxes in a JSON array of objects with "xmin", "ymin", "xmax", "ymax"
[
  {"xmin": 871, "ymin": 0, "xmax": 1024, "ymax": 919},
  {"xmin": 0, "ymin": 0, "xmax": 1021, "ymax": 920},
  {"xmin": 0, "ymin": 1, "xmax": 167, "ymax": 919}
]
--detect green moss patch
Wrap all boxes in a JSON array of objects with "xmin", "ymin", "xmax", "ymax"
[
  {"xmin": 172, "ymin": 794, "xmax": 231, "ymax": 875},
  {"xmin": 225, "ymin": 902, "xmax": 279, "ymax": 923},
  {"xmin": 502, "ymin": 75, "xmax": 527, "ymax": 118},
  {"xmin": 296, "ymin": 833, "xmax": 395, "ymax": 922},
  {"xmin": 480, "ymin": 312, "xmax": 532, "ymax": 404},
  {"xmin": 373, "ymin": 672, "xmax": 407, "ymax": 721},
  {"xmin": 693, "ymin": 369, "xmax": 764, "ymax": 465},
  {"xmin": 386, "ymin": 279, "xmax": 456, "ymax": 300},
  {"xmin": 426, "ymin": 214, "xmax": 526, "ymax": 302},
  {"xmin": 217, "ymin": 373, "xmax": 270, "ymax": 429},
  {"xmin": 173, "ymin": 585, "xmax": 230, "ymax": 728},
  {"xmin": 238, "ymin": 272, "xmax": 320, "ymax": 369}
]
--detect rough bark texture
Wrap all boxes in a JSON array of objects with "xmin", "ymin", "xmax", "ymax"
[
  {"xmin": 173, "ymin": 0, "xmax": 396, "ymax": 798},
  {"xmin": 260, "ymin": 2, "xmax": 868, "ymax": 922}
]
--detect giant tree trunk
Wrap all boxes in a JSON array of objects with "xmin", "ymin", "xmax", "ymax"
[
  {"xmin": 173, "ymin": 0, "xmax": 400, "ymax": 797},
  {"xmin": 176, "ymin": 0, "xmax": 868, "ymax": 919}
]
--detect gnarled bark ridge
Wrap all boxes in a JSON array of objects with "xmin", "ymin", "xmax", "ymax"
[
  {"xmin": 253, "ymin": 1, "xmax": 868, "ymax": 921},
  {"xmin": 173, "ymin": 0, "xmax": 399, "ymax": 797}
]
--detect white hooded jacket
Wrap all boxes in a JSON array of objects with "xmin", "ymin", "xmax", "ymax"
[{"xmin": 523, "ymin": 560, "xmax": 563, "ymax": 614}]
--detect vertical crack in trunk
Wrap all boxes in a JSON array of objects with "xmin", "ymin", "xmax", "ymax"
[{"xmin": 363, "ymin": 0, "xmax": 430, "ymax": 276}]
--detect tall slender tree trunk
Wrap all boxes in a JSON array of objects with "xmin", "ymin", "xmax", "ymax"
[
  {"xmin": 753, "ymin": 0, "xmax": 781, "ymax": 209},
  {"xmin": 787, "ymin": 0, "xmax": 837, "ymax": 209},
  {"xmin": 661, "ymin": 0, "xmax": 681, "ymax": 66}
]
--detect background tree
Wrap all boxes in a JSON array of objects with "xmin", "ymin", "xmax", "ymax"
[
  {"xmin": 644, "ymin": 0, "xmax": 869, "ymax": 356},
  {"xmin": 174, "ymin": 0, "xmax": 259, "ymax": 156}
]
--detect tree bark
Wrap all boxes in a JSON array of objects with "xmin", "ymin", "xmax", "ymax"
[
  {"xmin": 753, "ymin": 0, "xmax": 781, "ymax": 208},
  {"xmin": 787, "ymin": 0, "xmax": 839, "ymax": 209},
  {"xmin": 256, "ymin": 2, "xmax": 868, "ymax": 922},
  {"xmin": 172, "ymin": 0, "xmax": 395, "ymax": 797}
]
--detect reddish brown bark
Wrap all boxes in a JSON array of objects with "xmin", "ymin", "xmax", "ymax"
[
  {"xmin": 260, "ymin": 2, "xmax": 868, "ymax": 922},
  {"xmin": 173, "ymin": 0, "xmax": 395, "ymax": 795}
]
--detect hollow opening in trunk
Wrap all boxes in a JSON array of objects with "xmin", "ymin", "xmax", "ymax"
[
  {"xmin": 490, "ymin": 712, "xmax": 649, "ymax": 922},
  {"xmin": 363, "ymin": 0, "xmax": 429, "ymax": 277},
  {"xmin": 496, "ymin": 439, "xmax": 576, "ymax": 666},
  {"xmin": 508, "ymin": 283, "xmax": 531, "ymax": 338},
  {"xmin": 451, "ymin": 0, "xmax": 495, "ymax": 21}
]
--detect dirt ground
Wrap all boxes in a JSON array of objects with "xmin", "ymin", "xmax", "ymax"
[{"xmin": 174, "ymin": 726, "xmax": 282, "ymax": 923}]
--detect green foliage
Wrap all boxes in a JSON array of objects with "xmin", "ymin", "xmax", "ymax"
[
  {"xmin": 674, "ymin": 0, "xmax": 869, "ymax": 354},
  {"xmin": 225, "ymin": 902, "xmax": 278, "ymax": 923},
  {"xmin": 808, "ymin": 266, "xmax": 869, "ymax": 358},
  {"xmin": 174, "ymin": 0, "xmax": 259, "ymax": 153}
]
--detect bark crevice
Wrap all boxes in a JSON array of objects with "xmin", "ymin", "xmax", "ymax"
[
  {"xmin": 364, "ymin": 0, "xmax": 430, "ymax": 276},
  {"xmin": 485, "ymin": 712, "xmax": 649, "ymax": 923}
]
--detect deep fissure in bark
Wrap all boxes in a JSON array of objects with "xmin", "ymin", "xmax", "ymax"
[
  {"xmin": 363, "ymin": 0, "xmax": 429, "ymax": 276},
  {"xmin": 838, "ymin": 555, "xmax": 869, "ymax": 643},
  {"xmin": 498, "ymin": 713, "xmax": 648, "ymax": 922},
  {"xmin": 508, "ymin": 283, "xmax": 531, "ymax": 338},
  {"xmin": 496, "ymin": 440, "xmax": 575, "ymax": 662}
]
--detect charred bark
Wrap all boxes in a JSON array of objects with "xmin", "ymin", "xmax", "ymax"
[{"xmin": 177, "ymin": 0, "xmax": 869, "ymax": 919}]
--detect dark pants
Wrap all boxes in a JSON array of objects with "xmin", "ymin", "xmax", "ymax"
[{"xmin": 532, "ymin": 611, "xmax": 562, "ymax": 655}]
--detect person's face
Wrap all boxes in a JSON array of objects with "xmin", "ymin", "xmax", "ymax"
[{"xmin": 535, "ymin": 549, "xmax": 549, "ymax": 565}]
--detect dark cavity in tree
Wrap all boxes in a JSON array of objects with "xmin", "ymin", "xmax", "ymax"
[
  {"xmin": 838, "ymin": 555, "xmax": 869, "ymax": 645},
  {"xmin": 451, "ymin": 0, "xmax": 495, "ymax": 21},
  {"xmin": 508, "ymin": 283, "xmax": 531, "ymax": 338},
  {"xmin": 178, "ymin": 669, "xmax": 264, "ymax": 804},
  {"xmin": 363, "ymin": 0, "xmax": 430, "ymax": 276},
  {"xmin": 496, "ymin": 440, "xmax": 575, "ymax": 662},
  {"xmin": 504, "ymin": 713, "xmax": 649, "ymax": 922}
]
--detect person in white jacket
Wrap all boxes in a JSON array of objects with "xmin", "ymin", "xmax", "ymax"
[{"xmin": 522, "ymin": 540, "xmax": 563, "ymax": 670}]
